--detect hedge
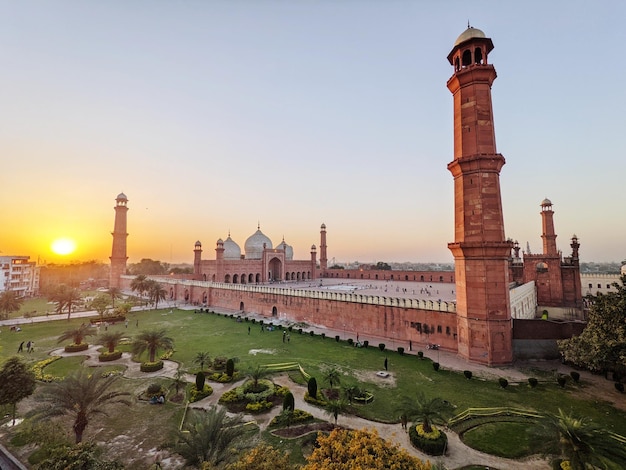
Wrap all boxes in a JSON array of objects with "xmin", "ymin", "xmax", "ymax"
[
  {"xmin": 98, "ymin": 351, "xmax": 122, "ymax": 362},
  {"xmin": 64, "ymin": 343, "xmax": 89, "ymax": 353},
  {"xmin": 140, "ymin": 361, "xmax": 164, "ymax": 372}
]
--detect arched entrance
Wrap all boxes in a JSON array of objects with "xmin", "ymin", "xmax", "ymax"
[
  {"xmin": 239, "ymin": 301, "xmax": 244, "ymax": 311},
  {"xmin": 272, "ymin": 306, "xmax": 278, "ymax": 317},
  {"xmin": 268, "ymin": 257, "xmax": 282, "ymax": 281}
]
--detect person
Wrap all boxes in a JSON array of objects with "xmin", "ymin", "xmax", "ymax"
[
  {"xmin": 28, "ymin": 341, "xmax": 35, "ymax": 353},
  {"xmin": 400, "ymin": 413, "xmax": 408, "ymax": 431},
  {"xmin": 384, "ymin": 357, "xmax": 388, "ymax": 371},
  {"xmin": 125, "ymin": 319, "xmax": 129, "ymax": 328},
  {"xmin": 17, "ymin": 341, "xmax": 24, "ymax": 353},
  {"xmin": 287, "ymin": 334, "xmax": 290, "ymax": 343},
  {"xmin": 136, "ymin": 319, "xmax": 139, "ymax": 327},
  {"xmin": 282, "ymin": 330, "xmax": 286, "ymax": 343},
  {"xmin": 26, "ymin": 341, "xmax": 31, "ymax": 353},
  {"xmin": 248, "ymin": 326, "xmax": 251, "ymax": 335},
  {"xmin": 157, "ymin": 394, "xmax": 165, "ymax": 404}
]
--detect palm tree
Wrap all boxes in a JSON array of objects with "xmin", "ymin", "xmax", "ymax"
[
  {"xmin": 194, "ymin": 351, "xmax": 211, "ymax": 371},
  {"xmin": 61, "ymin": 286, "xmax": 82, "ymax": 321},
  {"xmin": 400, "ymin": 392, "xmax": 452, "ymax": 434},
  {"xmin": 539, "ymin": 409, "xmax": 626, "ymax": 470},
  {"xmin": 131, "ymin": 329, "xmax": 174, "ymax": 363},
  {"xmin": 130, "ymin": 274, "xmax": 149, "ymax": 305},
  {"xmin": 98, "ymin": 331, "xmax": 124, "ymax": 353},
  {"xmin": 146, "ymin": 280, "xmax": 167, "ymax": 309},
  {"xmin": 107, "ymin": 286, "xmax": 122, "ymax": 307},
  {"xmin": 58, "ymin": 324, "xmax": 94, "ymax": 346},
  {"xmin": 30, "ymin": 369, "xmax": 131, "ymax": 443},
  {"xmin": 324, "ymin": 366, "xmax": 342, "ymax": 389},
  {"xmin": 171, "ymin": 406, "xmax": 251, "ymax": 468},
  {"xmin": 247, "ymin": 365, "xmax": 270, "ymax": 391},
  {"xmin": 173, "ymin": 369, "xmax": 187, "ymax": 395},
  {"xmin": 325, "ymin": 398, "xmax": 348, "ymax": 426},
  {"xmin": 0, "ymin": 291, "xmax": 23, "ymax": 320}
]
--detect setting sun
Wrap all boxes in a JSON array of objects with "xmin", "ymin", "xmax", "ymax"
[{"xmin": 51, "ymin": 238, "xmax": 77, "ymax": 256}]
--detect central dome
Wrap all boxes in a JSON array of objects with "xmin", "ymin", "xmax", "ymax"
[
  {"xmin": 454, "ymin": 26, "xmax": 486, "ymax": 46},
  {"xmin": 244, "ymin": 228, "xmax": 273, "ymax": 259},
  {"xmin": 223, "ymin": 235, "xmax": 242, "ymax": 260}
]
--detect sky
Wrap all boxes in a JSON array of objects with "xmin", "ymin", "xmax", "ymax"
[{"xmin": 1, "ymin": 1, "xmax": 625, "ymax": 266}]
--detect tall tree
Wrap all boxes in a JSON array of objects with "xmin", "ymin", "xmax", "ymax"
[
  {"xmin": 324, "ymin": 366, "xmax": 342, "ymax": 389},
  {"xmin": 171, "ymin": 406, "xmax": 251, "ymax": 468},
  {"xmin": 58, "ymin": 324, "xmax": 94, "ymax": 346},
  {"xmin": 0, "ymin": 356, "xmax": 36, "ymax": 425},
  {"xmin": 325, "ymin": 398, "xmax": 348, "ymax": 426},
  {"xmin": 194, "ymin": 351, "xmax": 211, "ymax": 371},
  {"xmin": 132, "ymin": 329, "xmax": 174, "ymax": 363},
  {"xmin": 130, "ymin": 274, "xmax": 149, "ymax": 305},
  {"xmin": 30, "ymin": 369, "xmax": 131, "ymax": 443},
  {"xmin": 400, "ymin": 392, "xmax": 452, "ymax": 434},
  {"xmin": 146, "ymin": 279, "xmax": 167, "ymax": 310},
  {"xmin": 89, "ymin": 294, "xmax": 111, "ymax": 322},
  {"xmin": 0, "ymin": 291, "xmax": 24, "ymax": 319},
  {"xmin": 107, "ymin": 286, "xmax": 123, "ymax": 308},
  {"xmin": 56, "ymin": 286, "xmax": 82, "ymax": 321},
  {"xmin": 559, "ymin": 275, "xmax": 626, "ymax": 374},
  {"xmin": 128, "ymin": 258, "xmax": 167, "ymax": 276}
]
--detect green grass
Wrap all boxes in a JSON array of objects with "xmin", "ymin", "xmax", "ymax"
[
  {"xmin": 2, "ymin": 307, "xmax": 626, "ymax": 467},
  {"xmin": 461, "ymin": 421, "xmax": 553, "ymax": 458}
]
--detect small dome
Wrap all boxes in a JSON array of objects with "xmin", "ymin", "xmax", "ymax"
[
  {"xmin": 311, "ymin": 244, "xmax": 317, "ymax": 251},
  {"xmin": 116, "ymin": 192, "xmax": 128, "ymax": 201},
  {"xmin": 277, "ymin": 238, "xmax": 294, "ymax": 260},
  {"xmin": 321, "ymin": 223, "xmax": 326, "ymax": 230},
  {"xmin": 454, "ymin": 26, "xmax": 487, "ymax": 46},
  {"xmin": 244, "ymin": 227, "xmax": 273, "ymax": 259},
  {"xmin": 216, "ymin": 238, "xmax": 224, "ymax": 246},
  {"xmin": 541, "ymin": 198, "xmax": 552, "ymax": 207},
  {"xmin": 195, "ymin": 240, "xmax": 202, "ymax": 248},
  {"xmin": 223, "ymin": 235, "xmax": 242, "ymax": 260}
]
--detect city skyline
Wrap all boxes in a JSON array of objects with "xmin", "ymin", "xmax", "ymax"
[{"xmin": 2, "ymin": 2, "xmax": 625, "ymax": 265}]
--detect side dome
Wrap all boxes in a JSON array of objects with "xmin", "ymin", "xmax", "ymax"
[
  {"xmin": 277, "ymin": 238, "xmax": 294, "ymax": 260},
  {"xmin": 454, "ymin": 26, "xmax": 486, "ymax": 46},
  {"xmin": 244, "ymin": 227, "xmax": 273, "ymax": 259},
  {"xmin": 223, "ymin": 235, "xmax": 242, "ymax": 260},
  {"xmin": 541, "ymin": 198, "xmax": 552, "ymax": 207}
]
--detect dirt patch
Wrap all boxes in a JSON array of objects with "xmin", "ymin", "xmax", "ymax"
[
  {"xmin": 271, "ymin": 422, "xmax": 336, "ymax": 438},
  {"xmin": 352, "ymin": 369, "xmax": 397, "ymax": 388}
]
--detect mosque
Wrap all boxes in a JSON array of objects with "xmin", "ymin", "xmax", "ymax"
[{"xmin": 112, "ymin": 26, "xmax": 585, "ymax": 365}]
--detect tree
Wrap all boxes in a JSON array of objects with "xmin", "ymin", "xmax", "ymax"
[
  {"xmin": 89, "ymin": 294, "xmax": 111, "ymax": 322},
  {"xmin": 171, "ymin": 406, "xmax": 252, "ymax": 468},
  {"xmin": 50, "ymin": 285, "xmax": 83, "ymax": 321},
  {"xmin": 324, "ymin": 366, "xmax": 341, "ymax": 389},
  {"xmin": 325, "ymin": 398, "xmax": 348, "ymax": 426},
  {"xmin": 400, "ymin": 392, "xmax": 452, "ymax": 434},
  {"xmin": 131, "ymin": 329, "xmax": 174, "ymax": 362},
  {"xmin": 58, "ymin": 324, "xmax": 94, "ymax": 346},
  {"xmin": 173, "ymin": 369, "xmax": 186, "ymax": 396},
  {"xmin": 227, "ymin": 444, "xmax": 294, "ymax": 470},
  {"xmin": 247, "ymin": 365, "xmax": 270, "ymax": 391},
  {"xmin": 375, "ymin": 261, "xmax": 392, "ymax": 270},
  {"xmin": 0, "ymin": 356, "xmax": 36, "ymax": 425},
  {"xmin": 302, "ymin": 428, "xmax": 431, "ymax": 470},
  {"xmin": 98, "ymin": 331, "xmax": 124, "ymax": 353},
  {"xmin": 107, "ymin": 286, "xmax": 123, "ymax": 308},
  {"xmin": 559, "ymin": 275, "xmax": 626, "ymax": 375},
  {"xmin": 128, "ymin": 258, "xmax": 168, "ymax": 276},
  {"xmin": 34, "ymin": 442, "xmax": 124, "ymax": 470},
  {"xmin": 130, "ymin": 274, "xmax": 149, "ymax": 304},
  {"xmin": 0, "ymin": 291, "xmax": 23, "ymax": 319},
  {"xmin": 538, "ymin": 409, "xmax": 626, "ymax": 470},
  {"xmin": 31, "ymin": 369, "xmax": 131, "ymax": 443},
  {"xmin": 146, "ymin": 279, "xmax": 167, "ymax": 309},
  {"xmin": 195, "ymin": 351, "xmax": 211, "ymax": 371}
]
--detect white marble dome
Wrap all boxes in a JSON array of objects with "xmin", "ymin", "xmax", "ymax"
[
  {"xmin": 244, "ymin": 228, "xmax": 272, "ymax": 259},
  {"xmin": 454, "ymin": 26, "xmax": 486, "ymax": 46},
  {"xmin": 277, "ymin": 239, "xmax": 294, "ymax": 260},
  {"xmin": 223, "ymin": 235, "xmax": 242, "ymax": 260}
]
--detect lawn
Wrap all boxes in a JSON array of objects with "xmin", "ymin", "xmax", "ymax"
[{"xmin": 1, "ymin": 307, "xmax": 625, "ymax": 468}]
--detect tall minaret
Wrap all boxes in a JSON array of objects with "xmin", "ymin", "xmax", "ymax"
[
  {"xmin": 109, "ymin": 193, "xmax": 129, "ymax": 288},
  {"xmin": 540, "ymin": 198, "xmax": 558, "ymax": 256},
  {"xmin": 446, "ymin": 27, "xmax": 513, "ymax": 365},
  {"xmin": 319, "ymin": 223, "xmax": 327, "ymax": 271}
]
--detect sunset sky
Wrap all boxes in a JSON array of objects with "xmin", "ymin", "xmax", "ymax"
[{"xmin": 2, "ymin": 1, "xmax": 624, "ymax": 265}]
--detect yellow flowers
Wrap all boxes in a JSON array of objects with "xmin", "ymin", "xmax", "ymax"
[
  {"xmin": 416, "ymin": 424, "xmax": 441, "ymax": 440},
  {"xmin": 31, "ymin": 356, "xmax": 61, "ymax": 382}
]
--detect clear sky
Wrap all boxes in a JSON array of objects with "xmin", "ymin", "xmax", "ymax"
[{"xmin": 1, "ymin": 1, "xmax": 624, "ymax": 265}]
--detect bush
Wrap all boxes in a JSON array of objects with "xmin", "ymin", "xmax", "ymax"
[
  {"xmin": 499, "ymin": 378, "xmax": 508, "ymax": 389},
  {"xmin": 615, "ymin": 382, "xmax": 625, "ymax": 393},
  {"xmin": 335, "ymin": 335, "xmax": 340, "ymax": 342},
  {"xmin": 298, "ymin": 328, "xmax": 303, "ymax": 334},
  {"xmin": 347, "ymin": 338, "xmax": 354, "ymax": 345},
  {"xmin": 226, "ymin": 358, "xmax": 235, "ymax": 377},
  {"xmin": 196, "ymin": 371, "xmax": 206, "ymax": 391},
  {"xmin": 378, "ymin": 343, "xmax": 386, "ymax": 352},
  {"xmin": 309, "ymin": 330, "xmax": 314, "ymax": 337},
  {"xmin": 433, "ymin": 362, "xmax": 440, "ymax": 371},
  {"xmin": 397, "ymin": 347, "xmax": 405, "ymax": 355},
  {"xmin": 557, "ymin": 375, "xmax": 567, "ymax": 388},
  {"xmin": 245, "ymin": 400, "xmax": 273, "ymax": 413},
  {"xmin": 288, "ymin": 325, "xmax": 293, "ymax": 331},
  {"xmin": 140, "ymin": 361, "xmax": 164, "ymax": 372},
  {"xmin": 98, "ymin": 351, "xmax": 122, "ymax": 362},
  {"xmin": 408, "ymin": 424, "xmax": 448, "ymax": 455},
  {"xmin": 570, "ymin": 371, "xmax": 580, "ymax": 383},
  {"xmin": 321, "ymin": 333, "xmax": 325, "ymax": 339},
  {"xmin": 463, "ymin": 370, "xmax": 472, "ymax": 380},
  {"xmin": 147, "ymin": 383, "xmax": 162, "ymax": 397},
  {"xmin": 528, "ymin": 377, "xmax": 538, "ymax": 388},
  {"xmin": 188, "ymin": 383, "xmax": 213, "ymax": 403},
  {"xmin": 64, "ymin": 343, "xmax": 89, "ymax": 353},
  {"xmin": 418, "ymin": 351, "xmax": 424, "ymax": 359},
  {"xmin": 363, "ymin": 340, "xmax": 369, "ymax": 348},
  {"xmin": 283, "ymin": 392, "xmax": 295, "ymax": 411},
  {"xmin": 213, "ymin": 356, "xmax": 228, "ymax": 370},
  {"xmin": 308, "ymin": 377, "xmax": 318, "ymax": 398}
]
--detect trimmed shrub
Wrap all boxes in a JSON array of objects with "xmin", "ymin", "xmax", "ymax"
[
  {"xmin": 307, "ymin": 377, "xmax": 318, "ymax": 398},
  {"xmin": 557, "ymin": 375, "xmax": 567, "ymax": 388},
  {"xmin": 283, "ymin": 392, "xmax": 295, "ymax": 411},
  {"xmin": 433, "ymin": 362, "xmax": 440, "ymax": 371},
  {"xmin": 245, "ymin": 400, "xmax": 273, "ymax": 413},
  {"xmin": 363, "ymin": 340, "xmax": 369, "ymax": 348},
  {"xmin": 288, "ymin": 325, "xmax": 293, "ymax": 331},
  {"xmin": 408, "ymin": 424, "xmax": 448, "ymax": 455},
  {"xmin": 463, "ymin": 370, "xmax": 472, "ymax": 380},
  {"xmin": 335, "ymin": 335, "xmax": 340, "ymax": 342},
  {"xmin": 213, "ymin": 356, "xmax": 227, "ymax": 370},
  {"xmin": 347, "ymin": 338, "xmax": 354, "ymax": 345},
  {"xmin": 499, "ymin": 377, "xmax": 508, "ymax": 389},
  {"xmin": 196, "ymin": 371, "xmax": 206, "ymax": 391},
  {"xmin": 321, "ymin": 333, "xmax": 326, "ymax": 339},
  {"xmin": 528, "ymin": 377, "xmax": 539, "ymax": 388},
  {"xmin": 570, "ymin": 371, "xmax": 580, "ymax": 383},
  {"xmin": 140, "ymin": 361, "xmax": 164, "ymax": 372},
  {"xmin": 226, "ymin": 358, "xmax": 235, "ymax": 377},
  {"xmin": 64, "ymin": 343, "xmax": 89, "ymax": 353},
  {"xmin": 146, "ymin": 383, "xmax": 162, "ymax": 397},
  {"xmin": 397, "ymin": 347, "xmax": 405, "ymax": 355},
  {"xmin": 309, "ymin": 330, "xmax": 314, "ymax": 337},
  {"xmin": 98, "ymin": 351, "xmax": 122, "ymax": 362},
  {"xmin": 418, "ymin": 351, "xmax": 424, "ymax": 359},
  {"xmin": 378, "ymin": 343, "xmax": 386, "ymax": 352},
  {"xmin": 615, "ymin": 382, "xmax": 624, "ymax": 393},
  {"xmin": 188, "ymin": 383, "xmax": 213, "ymax": 403}
]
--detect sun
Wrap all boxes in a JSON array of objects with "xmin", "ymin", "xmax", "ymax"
[{"xmin": 51, "ymin": 238, "xmax": 77, "ymax": 256}]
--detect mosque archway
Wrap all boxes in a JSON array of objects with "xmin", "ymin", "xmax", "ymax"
[{"xmin": 268, "ymin": 257, "xmax": 282, "ymax": 281}]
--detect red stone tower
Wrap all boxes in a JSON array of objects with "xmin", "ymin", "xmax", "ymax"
[
  {"xmin": 320, "ymin": 223, "xmax": 327, "ymax": 270},
  {"xmin": 109, "ymin": 192, "xmax": 129, "ymax": 288},
  {"xmin": 540, "ymin": 198, "xmax": 558, "ymax": 255},
  {"xmin": 446, "ymin": 27, "xmax": 513, "ymax": 365}
]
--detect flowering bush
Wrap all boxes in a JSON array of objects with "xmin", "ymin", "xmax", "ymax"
[
  {"xmin": 98, "ymin": 351, "xmax": 122, "ymax": 362},
  {"xmin": 245, "ymin": 400, "xmax": 273, "ymax": 413},
  {"xmin": 560, "ymin": 461, "xmax": 571, "ymax": 470},
  {"xmin": 269, "ymin": 409, "xmax": 314, "ymax": 427},
  {"xmin": 219, "ymin": 389, "xmax": 241, "ymax": 404},
  {"xmin": 415, "ymin": 424, "xmax": 440, "ymax": 440},
  {"xmin": 140, "ymin": 361, "xmax": 164, "ymax": 372},
  {"xmin": 31, "ymin": 357, "xmax": 61, "ymax": 382},
  {"xmin": 188, "ymin": 383, "xmax": 213, "ymax": 403},
  {"xmin": 160, "ymin": 349, "xmax": 174, "ymax": 360}
]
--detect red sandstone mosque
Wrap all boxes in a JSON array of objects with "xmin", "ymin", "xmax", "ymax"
[{"xmin": 112, "ymin": 26, "xmax": 583, "ymax": 365}]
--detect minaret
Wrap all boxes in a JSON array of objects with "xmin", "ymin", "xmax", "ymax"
[
  {"xmin": 193, "ymin": 241, "xmax": 202, "ymax": 278},
  {"xmin": 540, "ymin": 198, "xmax": 558, "ymax": 256},
  {"xmin": 320, "ymin": 224, "xmax": 327, "ymax": 271},
  {"xmin": 310, "ymin": 244, "xmax": 317, "ymax": 279},
  {"xmin": 446, "ymin": 27, "xmax": 513, "ymax": 365},
  {"xmin": 109, "ymin": 193, "xmax": 129, "ymax": 288}
]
